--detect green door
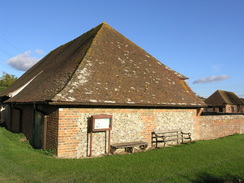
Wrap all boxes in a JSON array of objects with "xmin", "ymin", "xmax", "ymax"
[{"xmin": 33, "ymin": 111, "xmax": 42, "ymax": 149}]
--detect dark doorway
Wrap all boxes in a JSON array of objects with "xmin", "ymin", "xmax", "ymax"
[{"xmin": 33, "ymin": 111, "xmax": 42, "ymax": 149}]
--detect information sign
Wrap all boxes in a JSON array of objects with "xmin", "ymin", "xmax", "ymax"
[{"xmin": 90, "ymin": 114, "xmax": 112, "ymax": 132}]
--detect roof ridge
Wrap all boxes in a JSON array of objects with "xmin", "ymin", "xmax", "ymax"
[
  {"xmin": 50, "ymin": 23, "xmax": 104, "ymax": 101},
  {"xmin": 85, "ymin": 22, "xmax": 107, "ymax": 57},
  {"xmin": 217, "ymin": 90, "xmax": 240, "ymax": 104},
  {"xmin": 217, "ymin": 90, "xmax": 228, "ymax": 103}
]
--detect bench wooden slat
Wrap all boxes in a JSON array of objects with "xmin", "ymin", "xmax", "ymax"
[
  {"xmin": 153, "ymin": 129, "xmax": 182, "ymax": 134},
  {"xmin": 110, "ymin": 141, "xmax": 148, "ymax": 154},
  {"xmin": 155, "ymin": 134, "xmax": 181, "ymax": 138},
  {"xmin": 164, "ymin": 137, "xmax": 184, "ymax": 142},
  {"xmin": 111, "ymin": 141, "xmax": 148, "ymax": 149},
  {"xmin": 151, "ymin": 129, "xmax": 191, "ymax": 148}
]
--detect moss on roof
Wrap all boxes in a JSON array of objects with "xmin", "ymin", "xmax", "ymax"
[{"xmin": 1, "ymin": 22, "xmax": 205, "ymax": 107}]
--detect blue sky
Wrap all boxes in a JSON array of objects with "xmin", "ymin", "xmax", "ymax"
[{"xmin": 1, "ymin": 0, "xmax": 244, "ymax": 98}]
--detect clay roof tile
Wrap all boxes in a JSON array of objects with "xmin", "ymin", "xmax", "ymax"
[{"xmin": 1, "ymin": 23, "xmax": 206, "ymax": 107}]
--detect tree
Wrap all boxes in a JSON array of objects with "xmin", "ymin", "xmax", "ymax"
[
  {"xmin": 197, "ymin": 95, "xmax": 206, "ymax": 100},
  {"xmin": 0, "ymin": 72, "xmax": 18, "ymax": 92}
]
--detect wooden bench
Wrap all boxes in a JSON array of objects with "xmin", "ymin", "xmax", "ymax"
[
  {"xmin": 110, "ymin": 141, "xmax": 148, "ymax": 154},
  {"xmin": 151, "ymin": 129, "xmax": 191, "ymax": 148}
]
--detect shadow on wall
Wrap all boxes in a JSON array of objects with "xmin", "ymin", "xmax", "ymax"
[
  {"xmin": 86, "ymin": 117, "xmax": 91, "ymax": 157},
  {"xmin": 201, "ymin": 112, "xmax": 244, "ymax": 116},
  {"xmin": 0, "ymin": 122, "xmax": 5, "ymax": 127}
]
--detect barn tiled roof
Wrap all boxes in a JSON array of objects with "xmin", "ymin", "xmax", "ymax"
[
  {"xmin": 1, "ymin": 22, "xmax": 206, "ymax": 107},
  {"xmin": 205, "ymin": 90, "xmax": 244, "ymax": 106}
]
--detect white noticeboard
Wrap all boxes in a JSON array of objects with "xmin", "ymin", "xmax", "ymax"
[
  {"xmin": 89, "ymin": 115, "xmax": 112, "ymax": 157},
  {"xmin": 94, "ymin": 118, "xmax": 110, "ymax": 130}
]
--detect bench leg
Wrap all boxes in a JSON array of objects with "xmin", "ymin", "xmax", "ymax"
[
  {"xmin": 110, "ymin": 146, "xmax": 117, "ymax": 154},
  {"xmin": 139, "ymin": 144, "xmax": 148, "ymax": 150},
  {"xmin": 125, "ymin": 147, "xmax": 133, "ymax": 153}
]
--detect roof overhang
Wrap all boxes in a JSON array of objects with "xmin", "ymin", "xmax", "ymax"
[
  {"xmin": 47, "ymin": 101, "xmax": 207, "ymax": 108},
  {"xmin": 3, "ymin": 99, "xmax": 207, "ymax": 108}
]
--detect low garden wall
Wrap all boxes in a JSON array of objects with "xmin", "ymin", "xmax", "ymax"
[{"xmin": 195, "ymin": 114, "xmax": 244, "ymax": 140}]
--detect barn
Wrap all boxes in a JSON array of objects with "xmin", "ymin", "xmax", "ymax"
[{"xmin": 0, "ymin": 22, "xmax": 206, "ymax": 158}]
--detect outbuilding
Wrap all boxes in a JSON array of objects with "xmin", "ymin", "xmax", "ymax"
[{"xmin": 204, "ymin": 90, "xmax": 244, "ymax": 113}]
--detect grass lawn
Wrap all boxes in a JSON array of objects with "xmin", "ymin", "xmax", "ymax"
[{"xmin": 0, "ymin": 127, "xmax": 243, "ymax": 183}]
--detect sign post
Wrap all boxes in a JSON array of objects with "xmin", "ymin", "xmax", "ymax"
[{"xmin": 89, "ymin": 114, "xmax": 112, "ymax": 157}]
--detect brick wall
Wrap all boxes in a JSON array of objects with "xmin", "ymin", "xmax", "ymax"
[
  {"xmin": 57, "ymin": 108, "xmax": 196, "ymax": 158},
  {"xmin": 3, "ymin": 104, "xmax": 243, "ymax": 159},
  {"xmin": 46, "ymin": 108, "xmax": 59, "ymax": 151},
  {"xmin": 195, "ymin": 114, "xmax": 244, "ymax": 140},
  {"xmin": 57, "ymin": 108, "xmax": 80, "ymax": 158}
]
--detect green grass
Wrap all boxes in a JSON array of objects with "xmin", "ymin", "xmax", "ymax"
[{"xmin": 0, "ymin": 127, "xmax": 243, "ymax": 183}]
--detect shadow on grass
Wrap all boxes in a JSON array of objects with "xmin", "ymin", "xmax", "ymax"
[{"xmin": 191, "ymin": 173, "xmax": 243, "ymax": 183}]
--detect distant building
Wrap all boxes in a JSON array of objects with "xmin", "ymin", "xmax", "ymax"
[{"xmin": 204, "ymin": 90, "xmax": 244, "ymax": 113}]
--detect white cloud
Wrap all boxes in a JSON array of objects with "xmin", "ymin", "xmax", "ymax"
[
  {"xmin": 6, "ymin": 51, "xmax": 41, "ymax": 71},
  {"xmin": 193, "ymin": 75, "xmax": 230, "ymax": 84},
  {"xmin": 35, "ymin": 49, "xmax": 44, "ymax": 55}
]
